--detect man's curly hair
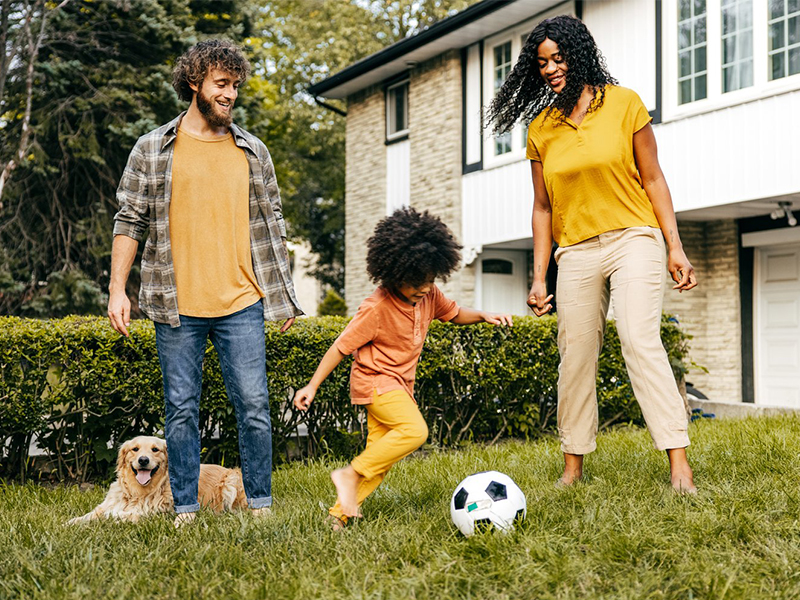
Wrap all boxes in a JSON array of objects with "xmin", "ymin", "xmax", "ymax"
[
  {"xmin": 486, "ymin": 15, "xmax": 617, "ymax": 131},
  {"xmin": 172, "ymin": 39, "xmax": 251, "ymax": 102},
  {"xmin": 366, "ymin": 207, "xmax": 462, "ymax": 289}
]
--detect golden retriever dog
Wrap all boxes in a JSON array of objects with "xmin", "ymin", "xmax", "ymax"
[{"xmin": 68, "ymin": 435, "xmax": 247, "ymax": 524}]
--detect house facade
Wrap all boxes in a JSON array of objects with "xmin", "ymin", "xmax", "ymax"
[{"xmin": 308, "ymin": 0, "xmax": 800, "ymax": 407}]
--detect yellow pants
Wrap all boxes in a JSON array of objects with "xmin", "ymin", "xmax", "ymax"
[{"xmin": 329, "ymin": 389, "xmax": 428, "ymax": 522}]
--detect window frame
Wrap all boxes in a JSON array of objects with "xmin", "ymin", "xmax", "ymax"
[
  {"xmin": 663, "ymin": 0, "xmax": 800, "ymax": 123},
  {"xmin": 480, "ymin": 1, "xmax": 574, "ymax": 170},
  {"xmin": 385, "ymin": 79, "xmax": 410, "ymax": 142}
]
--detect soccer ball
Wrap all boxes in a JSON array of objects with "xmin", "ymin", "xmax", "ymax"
[{"xmin": 450, "ymin": 471, "xmax": 526, "ymax": 536}]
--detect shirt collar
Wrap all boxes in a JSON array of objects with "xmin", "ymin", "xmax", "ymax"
[{"xmin": 159, "ymin": 112, "xmax": 257, "ymax": 154}]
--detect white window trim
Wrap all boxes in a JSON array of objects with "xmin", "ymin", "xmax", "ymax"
[
  {"xmin": 481, "ymin": 1, "xmax": 574, "ymax": 170},
  {"xmin": 663, "ymin": 0, "xmax": 800, "ymax": 123},
  {"xmin": 386, "ymin": 79, "xmax": 409, "ymax": 142}
]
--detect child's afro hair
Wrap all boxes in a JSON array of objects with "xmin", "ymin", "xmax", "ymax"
[{"xmin": 366, "ymin": 207, "xmax": 462, "ymax": 289}]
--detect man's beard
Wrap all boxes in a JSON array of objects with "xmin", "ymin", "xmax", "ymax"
[{"xmin": 196, "ymin": 87, "xmax": 233, "ymax": 128}]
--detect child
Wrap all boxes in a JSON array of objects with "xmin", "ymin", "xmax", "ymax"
[{"xmin": 293, "ymin": 207, "xmax": 512, "ymax": 528}]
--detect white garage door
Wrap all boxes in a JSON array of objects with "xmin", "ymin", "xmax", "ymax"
[
  {"xmin": 480, "ymin": 250, "xmax": 529, "ymax": 317},
  {"xmin": 756, "ymin": 243, "xmax": 800, "ymax": 407}
]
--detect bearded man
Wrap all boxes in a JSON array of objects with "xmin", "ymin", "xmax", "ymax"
[{"xmin": 108, "ymin": 40, "xmax": 303, "ymax": 527}]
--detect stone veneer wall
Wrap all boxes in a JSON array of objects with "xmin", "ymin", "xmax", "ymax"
[
  {"xmin": 344, "ymin": 50, "xmax": 476, "ymax": 313},
  {"xmin": 662, "ymin": 220, "xmax": 742, "ymax": 402},
  {"xmin": 344, "ymin": 84, "xmax": 386, "ymax": 312},
  {"xmin": 408, "ymin": 50, "xmax": 476, "ymax": 305}
]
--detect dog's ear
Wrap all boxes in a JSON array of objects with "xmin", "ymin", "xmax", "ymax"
[{"xmin": 116, "ymin": 439, "xmax": 132, "ymax": 475}]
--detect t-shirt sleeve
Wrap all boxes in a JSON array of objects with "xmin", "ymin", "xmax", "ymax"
[
  {"xmin": 526, "ymin": 123, "xmax": 541, "ymax": 161},
  {"xmin": 335, "ymin": 303, "xmax": 379, "ymax": 355},
  {"xmin": 629, "ymin": 90, "xmax": 653, "ymax": 133},
  {"xmin": 432, "ymin": 285, "xmax": 460, "ymax": 322}
]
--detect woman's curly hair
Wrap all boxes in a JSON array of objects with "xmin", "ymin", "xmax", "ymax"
[
  {"xmin": 172, "ymin": 39, "xmax": 251, "ymax": 102},
  {"xmin": 486, "ymin": 15, "xmax": 617, "ymax": 131},
  {"xmin": 366, "ymin": 207, "xmax": 462, "ymax": 289}
]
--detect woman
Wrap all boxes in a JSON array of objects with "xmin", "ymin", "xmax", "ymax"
[{"xmin": 487, "ymin": 15, "xmax": 697, "ymax": 492}]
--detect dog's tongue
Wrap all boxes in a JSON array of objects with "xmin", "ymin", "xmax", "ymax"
[{"xmin": 136, "ymin": 469, "xmax": 152, "ymax": 485}]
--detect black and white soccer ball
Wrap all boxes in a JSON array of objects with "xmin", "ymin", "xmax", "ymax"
[{"xmin": 450, "ymin": 471, "xmax": 526, "ymax": 536}]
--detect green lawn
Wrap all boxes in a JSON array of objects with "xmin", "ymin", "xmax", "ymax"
[{"xmin": 3, "ymin": 416, "xmax": 800, "ymax": 600}]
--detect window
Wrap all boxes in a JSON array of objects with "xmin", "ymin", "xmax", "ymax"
[
  {"xmin": 386, "ymin": 80, "xmax": 409, "ymax": 140},
  {"xmin": 722, "ymin": 0, "xmax": 754, "ymax": 91},
  {"xmin": 493, "ymin": 41, "xmax": 512, "ymax": 155},
  {"xmin": 482, "ymin": 259, "xmax": 513, "ymax": 275},
  {"xmin": 769, "ymin": 0, "xmax": 800, "ymax": 80},
  {"xmin": 678, "ymin": 0, "xmax": 708, "ymax": 103}
]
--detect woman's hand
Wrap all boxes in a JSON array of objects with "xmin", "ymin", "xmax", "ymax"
[
  {"xmin": 668, "ymin": 248, "xmax": 697, "ymax": 292},
  {"xmin": 293, "ymin": 385, "xmax": 316, "ymax": 411},
  {"xmin": 527, "ymin": 281, "xmax": 554, "ymax": 316}
]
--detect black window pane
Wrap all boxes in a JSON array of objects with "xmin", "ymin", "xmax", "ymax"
[
  {"xmin": 741, "ymin": 58, "xmax": 754, "ymax": 87},
  {"xmin": 789, "ymin": 15, "xmax": 800, "ymax": 44},
  {"xmin": 790, "ymin": 0, "xmax": 800, "ymax": 13},
  {"xmin": 483, "ymin": 259, "xmax": 513, "ymax": 275},
  {"xmin": 695, "ymin": 74, "xmax": 707, "ymax": 100},
  {"xmin": 693, "ymin": 0, "xmax": 706, "ymax": 17},
  {"xmin": 695, "ymin": 16, "xmax": 707, "ymax": 43},
  {"xmin": 771, "ymin": 52, "xmax": 786, "ymax": 79},
  {"xmin": 679, "ymin": 22, "xmax": 691, "ymax": 49},
  {"xmin": 722, "ymin": 6, "xmax": 736, "ymax": 34},
  {"xmin": 395, "ymin": 87, "xmax": 406, "ymax": 132},
  {"xmin": 679, "ymin": 0, "xmax": 691, "ymax": 20},
  {"xmin": 680, "ymin": 51, "xmax": 692, "ymax": 76},
  {"xmin": 771, "ymin": 0, "xmax": 786, "ymax": 20},
  {"xmin": 723, "ymin": 66, "xmax": 735, "ymax": 92},
  {"xmin": 680, "ymin": 79, "xmax": 692, "ymax": 104},
  {"xmin": 771, "ymin": 21, "xmax": 785, "ymax": 50},
  {"xmin": 723, "ymin": 36, "xmax": 736, "ymax": 64},
  {"xmin": 695, "ymin": 46, "xmax": 707, "ymax": 71},
  {"xmin": 790, "ymin": 46, "xmax": 800, "ymax": 75}
]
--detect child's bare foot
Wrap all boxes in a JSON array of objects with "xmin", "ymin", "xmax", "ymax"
[
  {"xmin": 251, "ymin": 507, "xmax": 272, "ymax": 518},
  {"xmin": 556, "ymin": 469, "xmax": 583, "ymax": 487},
  {"xmin": 331, "ymin": 466, "xmax": 362, "ymax": 518},
  {"xmin": 326, "ymin": 513, "xmax": 347, "ymax": 532}
]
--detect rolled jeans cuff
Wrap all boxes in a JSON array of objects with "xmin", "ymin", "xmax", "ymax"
[
  {"xmin": 350, "ymin": 457, "xmax": 372, "ymax": 480},
  {"xmin": 175, "ymin": 503, "xmax": 200, "ymax": 514},
  {"xmin": 248, "ymin": 496, "xmax": 272, "ymax": 509},
  {"xmin": 654, "ymin": 435, "xmax": 690, "ymax": 452}
]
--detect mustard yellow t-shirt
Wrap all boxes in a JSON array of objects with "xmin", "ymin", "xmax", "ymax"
[
  {"xmin": 526, "ymin": 85, "xmax": 658, "ymax": 247},
  {"xmin": 169, "ymin": 128, "xmax": 264, "ymax": 317}
]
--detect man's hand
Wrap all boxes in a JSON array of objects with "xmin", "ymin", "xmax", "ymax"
[
  {"xmin": 280, "ymin": 317, "xmax": 295, "ymax": 333},
  {"xmin": 108, "ymin": 289, "xmax": 131, "ymax": 337},
  {"xmin": 527, "ymin": 281, "xmax": 554, "ymax": 316},
  {"xmin": 482, "ymin": 312, "xmax": 513, "ymax": 326},
  {"xmin": 293, "ymin": 385, "xmax": 316, "ymax": 411}
]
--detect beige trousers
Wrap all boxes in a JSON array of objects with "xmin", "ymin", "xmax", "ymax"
[{"xmin": 554, "ymin": 227, "xmax": 690, "ymax": 454}]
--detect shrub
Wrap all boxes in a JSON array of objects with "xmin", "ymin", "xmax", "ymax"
[
  {"xmin": 0, "ymin": 314, "xmax": 691, "ymax": 482},
  {"xmin": 317, "ymin": 289, "xmax": 347, "ymax": 316}
]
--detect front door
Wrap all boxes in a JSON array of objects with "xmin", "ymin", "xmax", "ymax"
[
  {"xmin": 480, "ymin": 250, "xmax": 529, "ymax": 316},
  {"xmin": 756, "ymin": 243, "xmax": 800, "ymax": 406}
]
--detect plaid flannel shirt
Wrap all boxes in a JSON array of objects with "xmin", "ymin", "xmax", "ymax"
[{"xmin": 113, "ymin": 113, "xmax": 303, "ymax": 327}]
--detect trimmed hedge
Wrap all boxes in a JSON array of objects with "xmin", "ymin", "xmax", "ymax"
[{"xmin": 0, "ymin": 314, "xmax": 692, "ymax": 482}]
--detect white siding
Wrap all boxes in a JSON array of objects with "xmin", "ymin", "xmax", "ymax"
[
  {"xmin": 465, "ymin": 43, "xmax": 482, "ymax": 166},
  {"xmin": 462, "ymin": 160, "xmax": 533, "ymax": 247},
  {"xmin": 583, "ymin": 0, "xmax": 657, "ymax": 111},
  {"xmin": 386, "ymin": 139, "xmax": 410, "ymax": 215},
  {"xmin": 655, "ymin": 90, "xmax": 800, "ymax": 214}
]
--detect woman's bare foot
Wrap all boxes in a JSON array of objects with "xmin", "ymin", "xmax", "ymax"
[
  {"xmin": 331, "ymin": 465, "xmax": 363, "ymax": 517},
  {"xmin": 667, "ymin": 447, "xmax": 697, "ymax": 494},
  {"xmin": 557, "ymin": 452, "xmax": 584, "ymax": 487}
]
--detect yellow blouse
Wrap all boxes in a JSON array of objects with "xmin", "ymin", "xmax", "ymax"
[{"xmin": 526, "ymin": 85, "xmax": 658, "ymax": 247}]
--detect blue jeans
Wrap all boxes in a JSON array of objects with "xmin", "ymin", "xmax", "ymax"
[{"xmin": 154, "ymin": 300, "xmax": 272, "ymax": 513}]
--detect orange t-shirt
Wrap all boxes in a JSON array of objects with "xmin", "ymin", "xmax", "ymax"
[{"xmin": 335, "ymin": 285, "xmax": 460, "ymax": 404}]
